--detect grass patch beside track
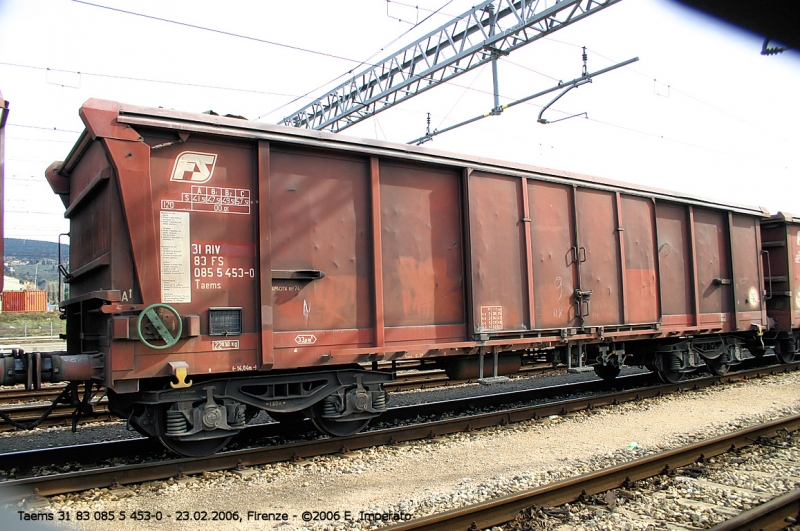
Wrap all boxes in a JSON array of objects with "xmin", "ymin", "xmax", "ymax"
[{"xmin": 0, "ymin": 311, "xmax": 64, "ymax": 339}]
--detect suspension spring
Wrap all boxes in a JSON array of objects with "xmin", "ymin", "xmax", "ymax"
[
  {"xmin": 322, "ymin": 396, "xmax": 339, "ymax": 416},
  {"xmin": 372, "ymin": 391, "xmax": 386, "ymax": 411},
  {"xmin": 166, "ymin": 409, "xmax": 188, "ymax": 435},
  {"xmin": 668, "ymin": 354, "xmax": 683, "ymax": 371}
]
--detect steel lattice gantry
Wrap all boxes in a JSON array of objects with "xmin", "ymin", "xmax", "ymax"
[{"xmin": 280, "ymin": 0, "xmax": 622, "ymax": 133}]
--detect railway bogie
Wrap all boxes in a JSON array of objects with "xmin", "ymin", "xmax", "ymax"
[{"xmin": 0, "ymin": 98, "xmax": 798, "ymax": 455}]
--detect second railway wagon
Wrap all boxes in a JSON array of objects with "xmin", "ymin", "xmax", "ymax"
[{"xmin": 2, "ymin": 99, "xmax": 791, "ymax": 456}]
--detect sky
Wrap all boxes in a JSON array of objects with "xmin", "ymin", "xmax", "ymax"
[{"xmin": 0, "ymin": 0, "xmax": 798, "ymax": 243}]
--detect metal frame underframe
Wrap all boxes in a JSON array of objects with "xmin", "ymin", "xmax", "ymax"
[{"xmin": 280, "ymin": 0, "xmax": 622, "ymax": 132}]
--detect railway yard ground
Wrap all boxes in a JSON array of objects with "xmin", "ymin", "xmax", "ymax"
[{"xmin": 0, "ymin": 364, "xmax": 798, "ymax": 531}]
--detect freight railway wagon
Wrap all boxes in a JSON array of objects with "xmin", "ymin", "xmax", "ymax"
[{"xmin": 1, "ymin": 99, "xmax": 798, "ymax": 456}]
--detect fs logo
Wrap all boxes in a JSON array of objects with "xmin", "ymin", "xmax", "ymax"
[{"xmin": 170, "ymin": 151, "xmax": 218, "ymax": 183}]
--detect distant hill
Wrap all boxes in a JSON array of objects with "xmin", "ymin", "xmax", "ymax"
[
  {"xmin": 4, "ymin": 239, "xmax": 69, "ymax": 293},
  {"xmin": 4, "ymin": 238, "xmax": 69, "ymax": 262}
]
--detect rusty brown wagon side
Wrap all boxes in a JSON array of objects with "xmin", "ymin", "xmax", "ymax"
[
  {"xmin": 0, "ymin": 98, "xmax": 788, "ymax": 455},
  {"xmin": 760, "ymin": 213, "xmax": 800, "ymax": 362}
]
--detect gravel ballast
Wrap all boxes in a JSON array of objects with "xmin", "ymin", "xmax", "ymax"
[{"xmin": 4, "ymin": 369, "xmax": 796, "ymax": 531}]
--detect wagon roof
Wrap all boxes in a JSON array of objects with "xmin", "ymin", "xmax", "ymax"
[{"xmin": 58, "ymin": 99, "xmax": 770, "ymax": 217}]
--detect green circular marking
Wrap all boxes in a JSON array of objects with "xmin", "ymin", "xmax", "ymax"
[{"xmin": 136, "ymin": 303, "xmax": 183, "ymax": 350}]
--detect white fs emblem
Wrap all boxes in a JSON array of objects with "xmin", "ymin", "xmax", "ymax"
[{"xmin": 170, "ymin": 151, "xmax": 218, "ymax": 183}]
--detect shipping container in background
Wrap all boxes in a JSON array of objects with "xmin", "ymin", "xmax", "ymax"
[{"xmin": 1, "ymin": 290, "xmax": 47, "ymax": 313}]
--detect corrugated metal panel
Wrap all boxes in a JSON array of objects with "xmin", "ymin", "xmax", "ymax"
[
  {"xmin": 2, "ymin": 291, "xmax": 47, "ymax": 312},
  {"xmin": 379, "ymin": 161, "xmax": 464, "ymax": 329},
  {"xmin": 575, "ymin": 188, "xmax": 623, "ymax": 326},
  {"xmin": 528, "ymin": 180, "xmax": 578, "ymax": 329},
  {"xmin": 656, "ymin": 203, "xmax": 694, "ymax": 319},
  {"xmin": 730, "ymin": 214, "xmax": 762, "ymax": 314},
  {"xmin": 468, "ymin": 171, "xmax": 528, "ymax": 333},
  {"xmin": 270, "ymin": 147, "xmax": 373, "ymax": 332},
  {"xmin": 620, "ymin": 195, "xmax": 659, "ymax": 324},
  {"xmin": 694, "ymin": 208, "xmax": 733, "ymax": 315}
]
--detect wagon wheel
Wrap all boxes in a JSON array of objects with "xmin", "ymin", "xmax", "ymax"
[
  {"xmin": 155, "ymin": 405, "xmax": 234, "ymax": 457},
  {"xmin": 310, "ymin": 402, "xmax": 371, "ymax": 437},
  {"xmin": 704, "ymin": 357, "xmax": 730, "ymax": 376},
  {"xmin": 158, "ymin": 434, "xmax": 234, "ymax": 457},
  {"xmin": 775, "ymin": 338, "xmax": 798, "ymax": 364},
  {"xmin": 656, "ymin": 354, "xmax": 687, "ymax": 383},
  {"xmin": 657, "ymin": 367, "xmax": 686, "ymax": 383},
  {"xmin": 593, "ymin": 364, "xmax": 621, "ymax": 381}
]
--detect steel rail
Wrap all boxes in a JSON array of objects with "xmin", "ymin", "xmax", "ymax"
[
  {"xmin": 0, "ymin": 402, "xmax": 112, "ymax": 432},
  {"xmin": 0, "ymin": 362, "xmax": 795, "ymax": 500},
  {"xmin": 708, "ymin": 488, "xmax": 800, "ymax": 531},
  {"xmin": 0, "ymin": 387, "xmax": 67, "ymax": 404},
  {"xmin": 380, "ymin": 415, "xmax": 800, "ymax": 531}
]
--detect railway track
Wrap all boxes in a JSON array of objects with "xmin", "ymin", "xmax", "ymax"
[
  {"xmin": 0, "ymin": 362, "xmax": 558, "ymax": 431},
  {"xmin": 0, "ymin": 361, "xmax": 796, "ymax": 502},
  {"xmin": 0, "ymin": 387, "xmax": 68, "ymax": 405},
  {"xmin": 709, "ymin": 489, "xmax": 800, "ymax": 531},
  {"xmin": 0, "ymin": 394, "xmax": 113, "ymax": 432},
  {"xmin": 379, "ymin": 414, "xmax": 800, "ymax": 531}
]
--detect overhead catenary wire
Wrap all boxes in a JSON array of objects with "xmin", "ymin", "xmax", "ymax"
[
  {"xmin": 255, "ymin": 0, "xmax": 456, "ymax": 121},
  {"xmin": 71, "ymin": 1, "xmax": 365, "ymax": 65},
  {"xmin": 2, "ymin": 64, "xmax": 773, "ymax": 173},
  {"xmin": 13, "ymin": 1, "xmax": 786, "ymax": 137},
  {"xmin": 409, "ymin": 56, "xmax": 639, "ymax": 144},
  {"xmin": 500, "ymin": 57, "xmax": 561, "ymax": 82},
  {"xmin": 5, "ymin": 210, "xmax": 67, "ymax": 215},
  {"xmin": 5, "ymin": 3, "xmax": 603, "ymax": 128},
  {"xmin": 542, "ymin": 36, "xmax": 766, "ymax": 131},
  {"xmin": 435, "ymin": 65, "xmax": 490, "ymax": 130},
  {"xmin": 278, "ymin": 0, "xmax": 629, "ymax": 132},
  {"xmin": 384, "ymin": 0, "xmax": 460, "ymax": 19},
  {"xmin": 3, "ymin": 46, "xmax": 512, "ymax": 126},
  {"xmin": 7, "ymin": 5, "xmax": 791, "ymax": 166},
  {"xmin": 69, "ymin": 0, "xmax": 457, "ymax": 122},
  {"xmin": 0, "ymin": 61, "xmax": 299, "ymax": 98},
  {"xmin": 5, "ymin": 137, "xmax": 76, "ymax": 143},
  {"xmin": 7, "ymin": 123, "xmax": 82, "ymax": 134}
]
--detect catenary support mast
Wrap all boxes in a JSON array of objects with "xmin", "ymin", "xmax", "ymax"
[{"xmin": 280, "ymin": 0, "xmax": 622, "ymax": 133}]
